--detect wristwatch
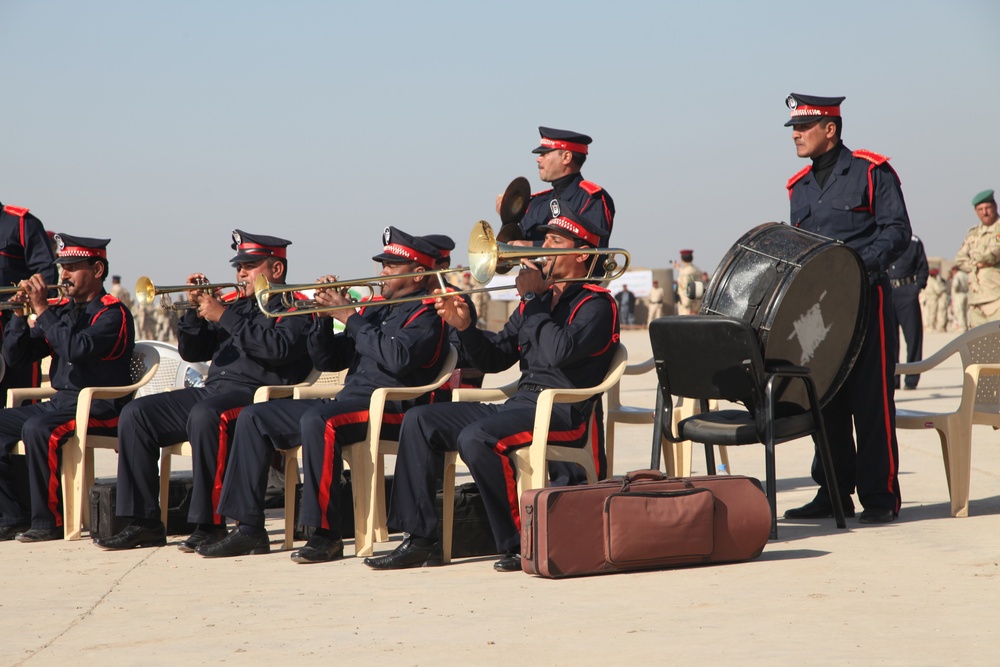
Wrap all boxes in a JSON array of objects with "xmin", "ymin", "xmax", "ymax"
[{"xmin": 522, "ymin": 291, "xmax": 537, "ymax": 302}]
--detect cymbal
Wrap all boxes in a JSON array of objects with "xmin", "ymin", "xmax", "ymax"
[{"xmin": 499, "ymin": 176, "xmax": 531, "ymax": 226}]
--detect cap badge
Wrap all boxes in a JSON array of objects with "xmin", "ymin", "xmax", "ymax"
[
  {"xmin": 549, "ymin": 200, "xmax": 561, "ymax": 217},
  {"xmin": 383, "ymin": 227, "xmax": 392, "ymax": 246},
  {"xmin": 786, "ymin": 95, "xmax": 797, "ymax": 110},
  {"xmin": 232, "ymin": 230, "xmax": 242, "ymax": 246},
  {"xmin": 54, "ymin": 234, "xmax": 65, "ymax": 251}
]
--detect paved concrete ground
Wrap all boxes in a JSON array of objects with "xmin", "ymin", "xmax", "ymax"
[{"xmin": 1, "ymin": 329, "xmax": 997, "ymax": 666}]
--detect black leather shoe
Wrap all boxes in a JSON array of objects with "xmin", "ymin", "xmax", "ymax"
[
  {"xmin": 290, "ymin": 535, "xmax": 345, "ymax": 564},
  {"xmin": 178, "ymin": 526, "xmax": 228, "ymax": 553},
  {"xmin": 363, "ymin": 536, "xmax": 442, "ymax": 570},
  {"xmin": 94, "ymin": 523, "xmax": 167, "ymax": 550},
  {"xmin": 784, "ymin": 498, "xmax": 856, "ymax": 519},
  {"xmin": 196, "ymin": 528, "xmax": 270, "ymax": 558},
  {"xmin": 15, "ymin": 527, "xmax": 63, "ymax": 543},
  {"xmin": 0, "ymin": 523, "xmax": 29, "ymax": 542},
  {"xmin": 493, "ymin": 548, "xmax": 522, "ymax": 572},
  {"xmin": 859, "ymin": 508, "xmax": 897, "ymax": 524}
]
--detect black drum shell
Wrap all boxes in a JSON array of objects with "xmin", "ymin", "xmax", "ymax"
[{"xmin": 700, "ymin": 222, "xmax": 868, "ymax": 410}]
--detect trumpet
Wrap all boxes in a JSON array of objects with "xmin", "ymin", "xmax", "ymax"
[
  {"xmin": 273, "ymin": 280, "xmax": 380, "ymax": 310},
  {"xmin": 135, "ymin": 276, "xmax": 247, "ymax": 311},
  {"xmin": 0, "ymin": 282, "xmax": 72, "ymax": 311},
  {"xmin": 255, "ymin": 221, "xmax": 631, "ymax": 318}
]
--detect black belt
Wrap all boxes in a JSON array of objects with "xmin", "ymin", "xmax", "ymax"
[
  {"xmin": 519, "ymin": 383, "xmax": 549, "ymax": 393},
  {"xmin": 890, "ymin": 275, "xmax": 918, "ymax": 289}
]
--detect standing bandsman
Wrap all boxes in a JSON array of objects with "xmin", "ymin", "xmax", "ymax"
[
  {"xmin": 646, "ymin": 280, "xmax": 665, "ymax": 324},
  {"xmin": 0, "ymin": 235, "xmax": 134, "ymax": 541},
  {"xmin": 365, "ymin": 208, "xmax": 619, "ymax": 573},
  {"xmin": 0, "ymin": 201, "xmax": 58, "ymax": 403},
  {"xmin": 955, "ymin": 189, "xmax": 1000, "ymax": 327},
  {"xmin": 200, "ymin": 227, "xmax": 447, "ymax": 561},
  {"xmin": 500, "ymin": 127, "xmax": 615, "ymax": 247},
  {"xmin": 781, "ymin": 93, "xmax": 911, "ymax": 525},
  {"xmin": 94, "ymin": 231, "xmax": 313, "ymax": 551},
  {"xmin": 889, "ymin": 236, "xmax": 929, "ymax": 390}
]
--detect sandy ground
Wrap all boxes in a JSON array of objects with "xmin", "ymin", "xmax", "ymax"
[{"xmin": 0, "ymin": 328, "xmax": 997, "ymax": 666}]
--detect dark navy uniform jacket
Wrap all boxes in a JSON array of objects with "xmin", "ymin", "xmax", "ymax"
[
  {"xmin": 2, "ymin": 291, "xmax": 135, "ymax": 392},
  {"xmin": 788, "ymin": 143, "xmax": 911, "ymax": 275},
  {"xmin": 520, "ymin": 173, "xmax": 615, "ymax": 247},
  {"xmin": 307, "ymin": 290, "xmax": 446, "ymax": 403},
  {"xmin": 888, "ymin": 236, "xmax": 929, "ymax": 289},
  {"xmin": 0, "ymin": 205, "xmax": 57, "ymax": 288},
  {"xmin": 178, "ymin": 292, "xmax": 313, "ymax": 390},
  {"xmin": 457, "ymin": 283, "xmax": 619, "ymax": 403}
]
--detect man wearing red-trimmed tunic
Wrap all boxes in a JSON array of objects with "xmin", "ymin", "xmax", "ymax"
[
  {"xmin": 0, "ymin": 234, "xmax": 134, "ymax": 542},
  {"xmin": 94, "ymin": 230, "xmax": 313, "ymax": 551},
  {"xmin": 782, "ymin": 93, "xmax": 911, "ymax": 525},
  {"xmin": 366, "ymin": 208, "xmax": 619, "ymax": 573}
]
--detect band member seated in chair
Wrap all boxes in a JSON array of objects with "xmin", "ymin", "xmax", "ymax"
[
  {"xmin": 0, "ymin": 234, "xmax": 134, "ymax": 542},
  {"xmin": 94, "ymin": 230, "xmax": 313, "ymax": 551},
  {"xmin": 364, "ymin": 209, "xmax": 619, "ymax": 573},
  {"xmin": 200, "ymin": 227, "xmax": 447, "ymax": 561}
]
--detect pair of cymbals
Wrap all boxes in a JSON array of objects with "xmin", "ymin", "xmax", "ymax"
[{"xmin": 498, "ymin": 177, "xmax": 530, "ymax": 238}]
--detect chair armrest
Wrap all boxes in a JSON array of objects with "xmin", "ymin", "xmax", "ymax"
[
  {"xmin": 7, "ymin": 386, "xmax": 57, "ymax": 408},
  {"xmin": 254, "ymin": 382, "xmax": 313, "ymax": 403},
  {"xmin": 79, "ymin": 384, "xmax": 140, "ymax": 403},
  {"xmin": 294, "ymin": 384, "xmax": 345, "ymax": 400},
  {"xmin": 537, "ymin": 385, "xmax": 606, "ymax": 405},
  {"xmin": 764, "ymin": 362, "xmax": 811, "ymax": 377},
  {"xmin": 452, "ymin": 381, "xmax": 518, "ymax": 402},
  {"xmin": 624, "ymin": 357, "xmax": 655, "ymax": 375}
]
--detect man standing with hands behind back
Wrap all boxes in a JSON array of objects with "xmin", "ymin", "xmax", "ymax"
[
  {"xmin": 955, "ymin": 189, "xmax": 1000, "ymax": 327},
  {"xmin": 782, "ymin": 93, "xmax": 911, "ymax": 525}
]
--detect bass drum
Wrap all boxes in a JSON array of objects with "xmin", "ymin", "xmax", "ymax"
[{"xmin": 701, "ymin": 222, "xmax": 868, "ymax": 410}]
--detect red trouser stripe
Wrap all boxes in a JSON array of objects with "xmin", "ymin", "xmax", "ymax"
[
  {"xmin": 876, "ymin": 285, "xmax": 897, "ymax": 501},
  {"xmin": 316, "ymin": 411, "xmax": 404, "ymax": 531},
  {"xmin": 495, "ymin": 421, "xmax": 589, "ymax": 531},
  {"xmin": 212, "ymin": 406, "xmax": 245, "ymax": 524},
  {"xmin": 45, "ymin": 416, "xmax": 119, "ymax": 528}
]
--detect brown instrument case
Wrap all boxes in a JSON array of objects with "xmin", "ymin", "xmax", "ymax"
[{"xmin": 520, "ymin": 470, "xmax": 772, "ymax": 578}]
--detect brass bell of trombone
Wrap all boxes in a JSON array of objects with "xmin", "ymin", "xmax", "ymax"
[{"xmin": 135, "ymin": 276, "xmax": 247, "ymax": 311}]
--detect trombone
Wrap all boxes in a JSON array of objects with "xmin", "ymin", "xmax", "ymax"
[
  {"xmin": 135, "ymin": 276, "xmax": 247, "ymax": 311},
  {"xmin": 0, "ymin": 282, "xmax": 72, "ymax": 311},
  {"xmin": 255, "ymin": 221, "xmax": 630, "ymax": 318}
]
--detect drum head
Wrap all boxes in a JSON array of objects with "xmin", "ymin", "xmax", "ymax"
[{"xmin": 702, "ymin": 222, "xmax": 867, "ymax": 409}]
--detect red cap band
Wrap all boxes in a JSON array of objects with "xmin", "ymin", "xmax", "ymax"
[
  {"xmin": 383, "ymin": 243, "xmax": 436, "ymax": 268},
  {"xmin": 789, "ymin": 104, "xmax": 841, "ymax": 120},
  {"xmin": 548, "ymin": 216, "xmax": 600, "ymax": 246},
  {"xmin": 538, "ymin": 137, "xmax": 589, "ymax": 154},
  {"xmin": 239, "ymin": 243, "xmax": 286, "ymax": 258},
  {"xmin": 59, "ymin": 246, "xmax": 107, "ymax": 260}
]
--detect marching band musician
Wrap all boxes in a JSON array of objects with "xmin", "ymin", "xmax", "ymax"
[
  {"xmin": 501, "ymin": 127, "xmax": 615, "ymax": 247},
  {"xmin": 365, "ymin": 208, "xmax": 619, "ymax": 573},
  {"xmin": 200, "ymin": 227, "xmax": 447, "ymax": 561},
  {"xmin": 94, "ymin": 230, "xmax": 313, "ymax": 551},
  {"xmin": 782, "ymin": 93, "xmax": 911, "ymax": 525},
  {"xmin": 0, "ymin": 234, "xmax": 134, "ymax": 542},
  {"xmin": 0, "ymin": 200, "xmax": 58, "ymax": 404}
]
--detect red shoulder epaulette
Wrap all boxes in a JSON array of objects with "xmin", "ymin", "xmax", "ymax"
[
  {"xmin": 852, "ymin": 149, "xmax": 889, "ymax": 165},
  {"xmin": 2, "ymin": 205, "xmax": 29, "ymax": 217},
  {"xmin": 786, "ymin": 165, "xmax": 812, "ymax": 191},
  {"xmin": 292, "ymin": 291, "xmax": 310, "ymax": 302},
  {"xmin": 222, "ymin": 291, "xmax": 240, "ymax": 303},
  {"xmin": 48, "ymin": 297, "xmax": 70, "ymax": 307},
  {"xmin": 101, "ymin": 294, "xmax": 122, "ymax": 306},
  {"xmin": 581, "ymin": 283, "xmax": 611, "ymax": 294},
  {"xmin": 531, "ymin": 188, "xmax": 554, "ymax": 197},
  {"xmin": 579, "ymin": 180, "xmax": 603, "ymax": 195}
]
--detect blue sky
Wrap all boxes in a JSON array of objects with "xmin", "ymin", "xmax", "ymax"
[{"xmin": 2, "ymin": 0, "xmax": 998, "ymax": 288}]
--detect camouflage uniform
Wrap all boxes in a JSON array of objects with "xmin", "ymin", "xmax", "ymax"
[{"xmin": 954, "ymin": 223, "xmax": 1000, "ymax": 327}]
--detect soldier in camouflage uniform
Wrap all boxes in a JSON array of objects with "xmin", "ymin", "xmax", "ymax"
[{"xmin": 955, "ymin": 189, "xmax": 1000, "ymax": 328}]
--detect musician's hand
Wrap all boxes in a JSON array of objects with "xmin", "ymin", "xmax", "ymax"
[
  {"xmin": 196, "ymin": 293, "xmax": 226, "ymax": 323},
  {"xmin": 515, "ymin": 260, "xmax": 550, "ymax": 297},
  {"xmin": 313, "ymin": 283, "xmax": 355, "ymax": 323},
  {"xmin": 434, "ymin": 289, "xmax": 472, "ymax": 331},
  {"xmin": 186, "ymin": 273, "xmax": 209, "ymax": 302},
  {"xmin": 22, "ymin": 274, "xmax": 51, "ymax": 317}
]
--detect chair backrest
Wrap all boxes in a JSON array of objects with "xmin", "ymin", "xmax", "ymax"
[
  {"xmin": 134, "ymin": 340, "xmax": 209, "ymax": 396},
  {"xmin": 129, "ymin": 342, "xmax": 161, "ymax": 388},
  {"xmin": 957, "ymin": 325, "xmax": 1000, "ymax": 411},
  {"xmin": 650, "ymin": 316, "xmax": 763, "ymax": 407}
]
